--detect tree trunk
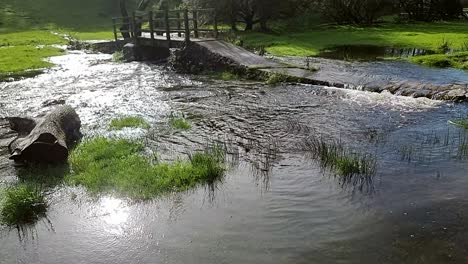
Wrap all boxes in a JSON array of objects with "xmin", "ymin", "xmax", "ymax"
[{"xmin": 8, "ymin": 105, "xmax": 82, "ymax": 163}]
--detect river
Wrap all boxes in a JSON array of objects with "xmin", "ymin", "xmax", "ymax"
[{"xmin": 1, "ymin": 51, "xmax": 468, "ymax": 263}]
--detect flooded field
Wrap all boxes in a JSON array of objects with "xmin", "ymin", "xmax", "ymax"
[{"xmin": 1, "ymin": 51, "xmax": 468, "ymax": 263}]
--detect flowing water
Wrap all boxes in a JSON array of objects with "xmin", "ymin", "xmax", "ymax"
[{"xmin": 1, "ymin": 51, "xmax": 468, "ymax": 263}]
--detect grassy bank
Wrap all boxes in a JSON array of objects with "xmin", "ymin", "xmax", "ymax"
[
  {"xmin": 410, "ymin": 51, "xmax": 468, "ymax": 70},
  {"xmin": 240, "ymin": 22, "xmax": 468, "ymax": 57},
  {"xmin": 66, "ymin": 137, "xmax": 225, "ymax": 199},
  {"xmin": 0, "ymin": 0, "xmax": 117, "ymax": 79}
]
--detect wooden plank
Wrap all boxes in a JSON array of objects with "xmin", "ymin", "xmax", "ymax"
[
  {"xmin": 164, "ymin": 8, "xmax": 171, "ymax": 47},
  {"xmin": 192, "ymin": 10, "xmax": 199, "ymax": 38},
  {"xmin": 148, "ymin": 11, "xmax": 155, "ymax": 41},
  {"xmin": 184, "ymin": 9, "xmax": 190, "ymax": 42}
]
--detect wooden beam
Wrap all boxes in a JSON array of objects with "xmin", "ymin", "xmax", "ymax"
[
  {"xmin": 164, "ymin": 8, "xmax": 171, "ymax": 47},
  {"xmin": 184, "ymin": 9, "xmax": 190, "ymax": 42},
  {"xmin": 112, "ymin": 18, "xmax": 118, "ymax": 42},
  {"xmin": 176, "ymin": 11, "xmax": 182, "ymax": 37},
  {"xmin": 148, "ymin": 11, "xmax": 155, "ymax": 41},
  {"xmin": 192, "ymin": 10, "xmax": 199, "ymax": 39}
]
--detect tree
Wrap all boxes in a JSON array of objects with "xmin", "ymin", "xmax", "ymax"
[
  {"xmin": 317, "ymin": 0, "xmax": 390, "ymax": 25},
  {"xmin": 399, "ymin": 0, "xmax": 464, "ymax": 21}
]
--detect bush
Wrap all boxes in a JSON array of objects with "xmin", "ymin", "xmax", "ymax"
[
  {"xmin": 319, "ymin": 0, "xmax": 392, "ymax": 24},
  {"xmin": 400, "ymin": 0, "xmax": 464, "ymax": 21}
]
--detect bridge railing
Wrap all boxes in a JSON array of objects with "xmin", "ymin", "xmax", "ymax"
[{"xmin": 112, "ymin": 8, "xmax": 218, "ymax": 46}]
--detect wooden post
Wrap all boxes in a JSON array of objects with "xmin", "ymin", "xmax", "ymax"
[
  {"xmin": 214, "ymin": 11, "xmax": 219, "ymax": 39},
  {"xmin": 148, "ymin": 11, "xmax": 154, "ymax": 41},
  {"xmin": 192, "ymin": 10, "xmax": 199, "ymax": 39},
  {"xmin": 184, "ymin": 9, "xmax": 190, "ymax": 42},
  {"xmin": 132, "ymin": 12, "xmax": 137, "ymax": 41},
  {"xmin": 164, "ymin": 8, "xmax": 171, "ymax": 47},
  {"xmin": 176, "ymin": 11, "xmax": 182, "ymax": 37},
  {"xmin": 112, "ymin": 18, "xmax": 118, "ymax": 42}
]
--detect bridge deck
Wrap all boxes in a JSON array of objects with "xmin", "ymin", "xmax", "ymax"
[{"xmin": 137, "ymin": 35, "xmax": 320, "ymax": 84}]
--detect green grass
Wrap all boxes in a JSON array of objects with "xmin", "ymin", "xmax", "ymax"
[
  {"xmin": 169, "ymin": 115, "xmax": 191, "ymax": 130},
  {"xmin": 112, "ymin": 51, "xmax": 124, "ymax": 62},
  {"xmin": 302, "ymin": 136, "xmax": 376, "ymax": 178},
  {"xmin": 0, "ymin": 184, "xmax": 47, "ymax": 226},
  {"xmin": 0, "ymin": 46, "xmax": 64, "ymax": 79},
  {"xmin": 410, "ymin": 52, "xmax": 468, "ymax": 70},
  {"xmin": 0, "ymin": 0, "xmax": 118, "ymax": 78},
  {"xmin": 109, "ymin": 116, "xmax": 150, "ymax": 130},
  {"xmin": 449, "ymin": 119, "xmax": 468, "ymax": 129},
  {"xmin": 66, "ymin": 137, "xmax": 226, "ymax": 199},
  {"xmin": 240, "ymin": 22, "xmax": 468, "ymax": 57}
]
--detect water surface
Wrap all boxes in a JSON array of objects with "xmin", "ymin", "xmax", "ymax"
[{"xmin": 1, "ymin": 51, "xmax": 468, "ymax": 263}]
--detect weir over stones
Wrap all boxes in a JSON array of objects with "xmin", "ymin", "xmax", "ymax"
[{"xmin": 111, "ymin": 8, "xmax": 468, "ymax": 102}]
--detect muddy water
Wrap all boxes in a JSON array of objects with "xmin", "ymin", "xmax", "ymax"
[{"xmin": 1, "ymin": 51, "xmax": 468, "ymax": 263}]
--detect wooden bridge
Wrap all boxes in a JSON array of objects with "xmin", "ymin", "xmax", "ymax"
[
  {"xmin": 112, "ymin": 8, "xmax": 219, "ymax": 48},
  {"xmin": 110, "ymin": 8, "xmax": 322, "ymax": 86}
]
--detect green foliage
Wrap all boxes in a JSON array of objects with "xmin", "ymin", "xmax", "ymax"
[
  {"xmin": 0, "ymin": 0, "xmax": 118, "ymax": 34},
  {"xmin": 0, "ymin": 184, "xmax": 47, "ymax": 226},
  {"xmin": 449, "ymin": 119, "xmax": 468, "ymax": 129},
  {"xmin": 302, "ymin": 136, "xmax": 376, "ymax": 177},
  {"xmin": 109, "ymin": 116, "xmax": 150, "ymax": 130},
  {"xmin": 410, "ymin": 52, "xmax": 468, "ymax": 70},
  {"xmin": 112, "ymin": 51, "xmax": 124, "ymax": 62},
  {"xmin": 67, "ymin": 137, "xmax": 226, "ymax": 199},
  {"xmin": 169, "ymin": 114, "xmax": 191, "ymax": 130},
  {"xmin": 436, "ymin": 38, "xmax": 452, "ymax": 54},
  {"xmin": 0, "ymin": 45, "xmax": 64, "ymax": 79},
  {"xmin": 266, "ymin": 73, "xmax": 290, "ymax": 84}
]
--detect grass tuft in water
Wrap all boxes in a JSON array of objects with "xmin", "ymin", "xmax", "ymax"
[
  {"xmin": 169, "ymin": 114, "xmax": 191, "ymax": 130},
  {"xmin": 266, "ymin": 73, "xmax": 289, "ymax": 85},
  {"xmin": 112, "ymin": 51, "xmax": 124, "ymax": 63},
  {"xmin": 302, "ymin": 136, "xmax": 376, "ymax": 179},
  {"xmin": 109, "ymin": 116, "xmax": 150, "ymax": 130},
  {"xmin": 449, "ymin": 119, "xmax": 468, "ymax": 129},
  {"xmin": 0, "ymin": 184, "xmax": 47, "ymax": 226},
  {"xmin": 67, "ymin": 137, "xmax": 226, "ymax": 199}
]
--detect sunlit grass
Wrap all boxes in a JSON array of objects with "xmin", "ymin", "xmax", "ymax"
[
  {"xmin": 240, "ymin": 22, "xmax": 468, "ymax": 57},
  {"xmin": 109, "ymin": 116, "xmax": 150, "ymax": 130},
  {"xmin": 169, "ymin": 115, "xmax": 191, "ymax": 130},
  {"xmin": 66, "ymin": 137, "xmax": 226, "ymax": 199},
  {"xmin": 410, "ymin": 52, "xmax": 468, "ymax": 70},
  {"xmin": 0, "ymin": 184, "xmax": 47, "ymax": 226}
]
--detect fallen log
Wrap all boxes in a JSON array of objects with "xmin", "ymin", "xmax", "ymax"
[{"xmin": 8, "ymin": 105, "xmax": 82, "ymax": 163}]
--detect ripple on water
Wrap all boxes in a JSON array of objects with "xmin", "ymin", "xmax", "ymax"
[{"xmin": 1, "ymin": 51, "xmax": 468, "ymax": 263}]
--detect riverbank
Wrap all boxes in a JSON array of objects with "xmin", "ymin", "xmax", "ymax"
[{"xmin": 238, "ymin": 21, "xmax": 468, "ymax": 70}]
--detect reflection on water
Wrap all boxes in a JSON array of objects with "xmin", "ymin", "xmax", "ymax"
[{"xmin": 1, "ymin": 51, "xmax": 468, "ymax": 263}]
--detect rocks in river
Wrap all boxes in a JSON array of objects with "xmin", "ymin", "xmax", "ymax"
[
  {"xmin": 376, "ymin": 82, "xmax": 468, "ymax": 101},
  {"xmin": 123, "ymin": 43, "xmax": 137, "ymax": 62},
  {"xmin": 42, "ymin": 99, "xmax": 66, "ymax": 107}
]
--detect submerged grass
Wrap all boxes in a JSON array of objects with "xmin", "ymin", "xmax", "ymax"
[
  {"xmin": 109, "ymin": 116, "xmax": 150, "ymax": 130},
  {"xmin": 449, "ymin": 119, "xmax": 468, "ymax": 129},
  {"xmin": 0, "ymin": 184, "xmax": 47, "ymax": 226},
  {"xmin": 112, "ymin": 51, "xmax": 124, "ymax": 63},
  {"xmin": 302, "ymin": 136, "xmax": 376, "ymax": 181},
  {"xmin": 169, "ymin": 114, "xmax": 191, "ymax": 130},
  {"xmin": 66, "ymin": 137, "xmax": 226, "ymax": 199}
]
